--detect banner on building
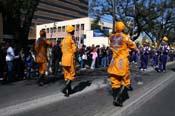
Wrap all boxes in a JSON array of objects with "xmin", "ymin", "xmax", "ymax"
[{"xmin": 93, "ymin": 29, "xmax": 109, "ymax": 37}]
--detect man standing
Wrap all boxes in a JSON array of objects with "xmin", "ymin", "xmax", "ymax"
[
  {"xmin": 52, "ymin": 40, "xmax": 62, "ymax": 75},
  {"xmin": 108, "ymin": 21, "xmax": 138, "ymax": 106},
  {"xmin": 34, "ymin": 29, "xmax": 52, "ymax": 86},
  {"xmin": 0, "ymin": 44, "xmax": 6, "ymax": 82},
  {"xmin": 61, "ymin": 25, "xmax": 77, "ymax": 97},
  {"xmin": 5, "ymin": 42, "xmax": 19, "ymax": 82}
]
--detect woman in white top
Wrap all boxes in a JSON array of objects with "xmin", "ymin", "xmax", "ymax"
[{"xmin": 90, "ymin": 48, "xmax": 98, "ymax": 69}]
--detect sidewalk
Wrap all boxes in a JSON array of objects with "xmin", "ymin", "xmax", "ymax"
[{"xmin": 0, "ymin": 61, "xmax": 174, "ymax": 116}]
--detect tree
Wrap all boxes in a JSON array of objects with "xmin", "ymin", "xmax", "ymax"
[
  {"xmin": 89, "ymin": 0, "xmax": 118, "ymax": 33},
  {"xmin": 143, "ymin": 0, "xmax": 175, "ymax": 43},
  {"xmin": 89, "ymin": 0, "xmax": 175, "ymax": 43},
  {"xmin": 91, "ymin": 17, "xmax": 101, "ymax": 30},
  {"xmin": 1, "ymin": 0, "xmax": 39, "ymax": 49}
]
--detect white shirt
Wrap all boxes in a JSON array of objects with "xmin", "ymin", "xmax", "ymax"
[{"xmin": 5, "ymin": 46, "xmax": 17, "ymax": 61}]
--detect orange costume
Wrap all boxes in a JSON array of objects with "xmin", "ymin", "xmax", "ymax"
[
  {"xmin": 34, "ymin": 29, "xmax": 52, "ymax": 86},
  {"xmin": 108, "ymin": 21, "xmax": 138, "ymax": 106},
  {"xmin": 61, "ymin": 25, "xmax": 77, "ymax": 97},
  {"xmin": 61, "ymin": 28, "xmax": 77, "ymax": 81}
]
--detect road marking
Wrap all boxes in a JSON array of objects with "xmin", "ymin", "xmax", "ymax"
[
  {"xmin": 0, "ymin": 80, "xmax": 106, "ymax": 116},
  {"xmin": 108, "ymin": 72, "xmax": 175, "ymax": 116}
]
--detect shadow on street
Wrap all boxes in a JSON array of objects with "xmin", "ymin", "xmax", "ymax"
[
  {"xmin": 171, "ymin": 68, "xmax": 175, "ymax": 72},
  {"xmin": 71, "ymin": 80, "xmax": 92, "ymax": 94}
]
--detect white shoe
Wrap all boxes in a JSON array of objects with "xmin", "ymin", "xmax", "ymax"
[
  {"xmin": 80, "ymin": 68, "xmax": 86, "ymax": 71},
  {"xmin": 137, "ymin": 81, "xmax": 143, "ymax": 85},
  {"xmin": 90, "ymin": 67, "xmax": 94, "ymax": 70},
  {"xmin": 140, "ymin": 68, "xmax": 143, "ymax": 71},
  {"xmin": 45, "ymin": 71, "xmax": 49, "ymax": 76}
]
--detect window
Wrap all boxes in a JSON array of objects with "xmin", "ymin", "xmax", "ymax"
[
  {"xmin": 47, "ymin": 28, "xmax": 49, "ymax": 33},
  {"xmin": 81, "ymin": 24, "xmax": 84, "ymax": 30},
  {"xmin": 53, "ymin": 27, "xmax": 56, "ymax": 33},
  {"xmin": 62, "ymin": 26, "xmax": 65, "ymax": 32},
  {"xmin": 58, "ymin": 37, "xmax": 64, "ymax": 40},
  {"xmin": 76, "ymin": 24, "xmax": 80, "ymax": 31},
  {"xmin": 50, "ymin": 28, "xmax": 53, "ymax": 33},
  {"xmin": 76, "ymin": 37, "xmax": 79, "ymax": 42},
  {"xmin": 58, "ymin": 26, "xmax": 61, "ymax": 32}
]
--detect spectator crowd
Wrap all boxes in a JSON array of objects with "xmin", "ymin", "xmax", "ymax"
[{"xmin": 0, "ymin": 40, "xmax": 175, "ymax": 84}]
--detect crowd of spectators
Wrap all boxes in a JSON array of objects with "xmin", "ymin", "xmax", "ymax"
[{"xmin": 0, "ymin": 41, "xmax": 175, "ymax": 84}]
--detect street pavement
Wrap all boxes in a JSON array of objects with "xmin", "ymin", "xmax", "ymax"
[
  {"xmin": 128, "ymin": 72, "xmax": 175, "ymax": 116},
  {"xmin": 0, "ymin": 62, "xmax": 174, "ymax": 116}
]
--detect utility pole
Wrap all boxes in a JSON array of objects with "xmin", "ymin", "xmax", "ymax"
[
  {"xmin": 112, "ymin": 0, "xmax": 116, "ymax": 33},
  {"xmin": 0, "ymin": 13, "xmax": 3, "ymax": 42}
]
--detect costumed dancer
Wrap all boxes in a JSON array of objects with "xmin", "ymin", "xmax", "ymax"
[
  {"xmin": 152, "ymin": 42, "xmax": 159, "ymax": 68},
  {"xmin": 169, "ymin": 45, "xmax": 175, "ymax": 61},
  {"xmin": 131, "ymin": 51, "xmax": 137, "ymax": 64},
  {"xmin": 34, "ymin": 29, "xmax": 52, "ymax": 86},
  {"xmin": 149, "ymin": 44, "xmax": 154, "ymax": 66},
  {"xmin": 158, "ymin": 36, "xmax": 169, "ymax": 72},
  {"xmin": 61, "ymin": 25, "xmax": 77, "ymax": 97},
  {"xmin": 142, "ymin": 39, "xmax": 150, "ymax": 71},
  {"xmin": 108, "ymin": 21, "xmax": 138, "ymax": 106}
]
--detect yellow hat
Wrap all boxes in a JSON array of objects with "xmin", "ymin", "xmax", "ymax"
[
  {"xmin": 154, "ymin": 42, "xmax": 157, "ymax": 46},
  {"xmin": 66, "ymin": 25, "xmax": 74, "ymax": 33},
  {"xmin": 163, "ymin": 36, "xmax": 168, "ymax": 41},
  {"xmin": 145, "ymin": 39, "xmax": 149, "ymax": 43},
  {"xmin": 40, "ymin": 29, "xmax": 46, "ymax": 37},
  {"xmin": 152, "ymin": 45, "xmax": 155, "ymax": 48},
  {"xmin": 115, "ymin": 21, "xmax": 125, "ymax": 32}
]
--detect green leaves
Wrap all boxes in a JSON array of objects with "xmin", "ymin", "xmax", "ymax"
[{"xmin": 90, "ymin": 0, "xmax": 175, "ymax": 43}]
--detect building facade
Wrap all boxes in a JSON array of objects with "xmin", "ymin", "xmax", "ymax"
[
  {"xmin": 36, "ymin": 17, "xmax": 112, "ymax": 47},
  {"xmin": 29, "ymin": 0, "xmax": 88, "ymax": 40}
]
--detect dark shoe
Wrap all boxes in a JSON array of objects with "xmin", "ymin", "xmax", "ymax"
[
  {"xmin": 112, "ymin": 88, "xmax": 123, "ymax": 107},
  {"xmin": 38, "ymin": 81, "xmax": 44, "ymax": 86},
  {"xmin": 62, "ymin": 87, "xmax": 72, "ymax": 97},
  {"xmin": 62, "ymin": 80, "xmax": 72, "ymax": 97},
  {"xmin": 62, "ymin": 87, "xmax": 69, "ymax": 97},
  {"xmin": 121, "ymin": 86, "xmax": 129, "ymax": 102},
  {"xmin": 68, "ymin": 85, "xmax": 73, "ymax": 94},
  {"xmin": 112, "ymin": 86, "xmax": 129, "ymax": 107},
  {"xmin": 127, "ymin": 85, "xmax": 133, "ymax": 91},
  {"xmin": 37, "ymin": 74, "xmax": 45, "ymax": 86},
  {"xmin": 113, "ymin": 99, "xmax": 123, "ymax": 107}
]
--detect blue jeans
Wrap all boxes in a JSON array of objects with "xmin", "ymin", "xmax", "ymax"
[
  {"xmin": 91, "ymin": 59, "xmax": 96, "ymax": 69},
  {"xmin": 101, "ymin": 56, "xmax": 107, "ymax": 67},
  {"xmin": 54, "ymin": 59, "xmax": 61, "ymax": 74},
  {"xmin": 25, "ymin": 66, "xmax": 31, "ymax": 79},
  {"xmin": 6, "ymin": 61, "xmax": 14, "ymax": 81},
  {"xmin": 80, "ymin": 59, "xmax": 84, "ymax": 69},
  {"xmin": 159, "ymin": 55, "xmax": 167, "ymax": 71}
]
